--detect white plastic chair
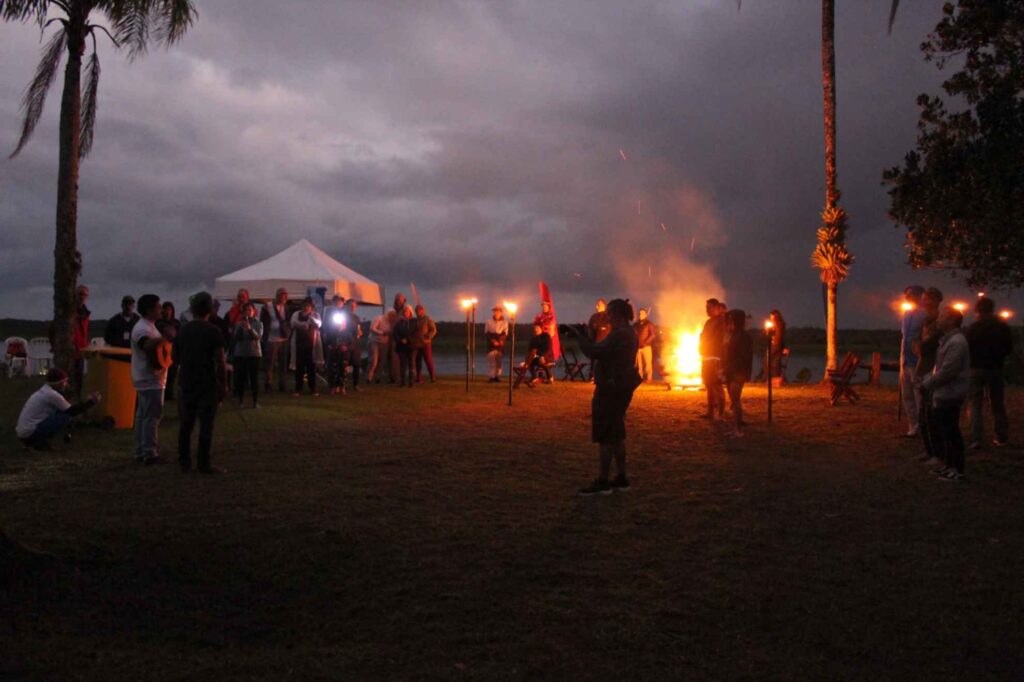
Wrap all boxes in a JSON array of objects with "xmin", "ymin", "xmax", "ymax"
[
  {"xmin": 28, "ymin": 337, "xmax": 53, "ymax": 375},
  {"xmin": 4, "ymin": 336, "xmax": 29, "ymax": 378}
]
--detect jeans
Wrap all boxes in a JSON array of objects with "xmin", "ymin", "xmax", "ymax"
[
  {"xmin": 178, "ymin": 395, "xmax": 218, "ymax": 471},
  {"xmin": 133, "ymin": 388, "xmax": 164, "ymax": 461},
  {"xmin": 23, "ymin": 412, "xmax": 72, "ymax": 448},
  {"xmin": 415, "ymin": 345, "xmax": 435, "ymax": 381},
  {"xmin": 264, "ymin": 339, "xmax": 288, "ymax": 390},
  {"xmin": 294, "ymin": 352, "xmax": 317, "ymax": 394},
  {"xmin": 930, "ymin": 398, "xmax": 965, "ymax": 473},
  {"xmin": 487, "ymin": 349, "xmax": 504, "ymax": 378},
  {"xmin": 325, "ymin": 344, "xmax": 347, "ymax": 389},
  {"xmin": 368, "ymin": 341, "xmax": 388, "ymax": 381},
  {"xmin": 900, "ymin": 367, "xmax": 920, "ymax": 433},
  {"xmin": 969, "ymin": 368, "xmax": 1008, "ymax": 444},
  {"xmin": 397, "ymin": 349, "xmax": 414, "ymax": 386},
  {"xmin": 234, "ymin": 356, "xmax": 260, "ymax": 404}
]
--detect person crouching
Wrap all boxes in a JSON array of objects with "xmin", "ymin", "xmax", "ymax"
[
  {"xmin": 570, "ymin": 299, "xmax": 642, "ymax": 495},
  {"xmin": 722, "ymin": 309, "xmax": 753, "ymax": 438},
  {"xmin": 16, "ymin": 368, "xmax": 101, "ymax": 450}
]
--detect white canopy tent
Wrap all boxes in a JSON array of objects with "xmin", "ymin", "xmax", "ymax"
[{"xmin": 213, "ymin": 239, "xmax": 383, "ymax": 305}]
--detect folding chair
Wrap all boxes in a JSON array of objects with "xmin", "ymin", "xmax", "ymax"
[
  {"xmin": 28, "ymin": 337, "xmax": 54, "ymax": 375},
  {"xmin": 512, "ymin": 362, "xmax": 531, "ymax": 388},
  {"xmin": 561, "ymin": 348, "xmax": 589, "ymax": 382},
  {"xmin": 827, "ymin": 352, "xmax": 861, "ymax": 406},
  {"xmin": 4, "ymin": 337, "xmax": 29, "ymax": 378}
]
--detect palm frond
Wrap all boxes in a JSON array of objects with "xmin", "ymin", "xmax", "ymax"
[
  {"xmin": 108, "ymin": 0, "xmax": 150, "ymax": 59},
  {"xmin": 153, "ymin": 0, "xmax": 196, "ymax": 45},
  {"xmin": 10, "ymin": 26, "xmax": 66, "ymax": 158},
  {"xmin": 79, "ymin": 49, "xmax": 100, "ymax": 159},
  {"xmin": 1, "ymin": 0, "xmax": 51, "ymax": 26},
  {"xmin": 887, "ymin": 0, "xmax": 900, "ymax": 34}
]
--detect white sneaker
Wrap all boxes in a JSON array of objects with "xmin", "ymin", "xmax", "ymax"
[{"xmin": 922, "ymin": 457, "xmax": 943, "ymax": 468}]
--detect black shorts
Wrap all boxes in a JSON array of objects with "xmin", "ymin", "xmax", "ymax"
[{"xmin": 591, "ymin": 386, "xmax": 635, "ymax": 444}]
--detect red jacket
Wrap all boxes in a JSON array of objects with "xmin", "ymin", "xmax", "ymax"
[{"xmin": 73, "ymin": 306, "xmax": 90, "ymax": 355}]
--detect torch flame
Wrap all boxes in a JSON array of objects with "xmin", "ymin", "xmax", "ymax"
[
  {"xmin": 952, "ymin": 302, "xmax": 967, "ymax": 313},
  {"xmin": 900, "ymin": 301, "xmax": 914, "ymax": 313},
  {"xmin": 1000, "ymin": 310, "xmax": 1013, "ymax": 320},
  {"xmin": 503, "ymin": 301, "xmax": 518, "ymax": 316}
]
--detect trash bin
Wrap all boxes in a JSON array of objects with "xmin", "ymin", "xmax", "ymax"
[{"xmin": 81, "ymin": 347, "xmax": 136, "ymax": 429}]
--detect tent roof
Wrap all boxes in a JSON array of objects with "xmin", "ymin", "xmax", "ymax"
[{"xmin": 213, "ymin": 239, "xmax": 382, "ymax": 305}]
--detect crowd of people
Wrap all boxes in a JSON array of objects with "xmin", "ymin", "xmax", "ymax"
[{"xmin": 900, "ymin": 288, "xmax": 1014, "ymax": 482}]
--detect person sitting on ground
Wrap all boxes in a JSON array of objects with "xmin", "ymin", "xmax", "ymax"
[
  {"xmin": 920, "ymin": 307, "xmax": 971, "ymax": 481},
  {"xmin": 524, "ymin": 323, "xmax": 553, "ymax": 387},
  {"xmin": 722, "ymin": 309, "xmax": 753, "ymax": 438},
  {"xmin": 367, "ymin": 307, "xmax": 392, "ymax": 384},
  {"xmin": 699, "ymin": 298, "xmax": 726, "ymax": 420},
  {"xmin": 16, "ymin": 368, "xmax": 101, "ymax": 451},
  {"xmin": 158, "ymin": 301, "xmax": 182, "ymax": 401},
  {"xmin": 392, "ymin": 305, "xmax": 417, "ymax": 388},
  {"xmin": 260, "ymin": 288, "xmax": 290, "ymax": 393},
  {"xmin": 175, "ymin": 291, "xmax": 228, "ymax": 474},
  {"xmin": 633, "ymin": 307, "xmax": 657, "ymax": 383},
  {"xmin": 569, "ymin": 298, "xmax": 641, "ymax": 495},
  {"xmin": 322, "ymin": 295, "xmax": 350, "ymax": 396},
  {"xmin": 413, "ymin": 304, "xmax": 438, "ymax": 383},
  {"xmin": 485, "ymin": 305, "xmax": 508, "ymax": 382},
  {"xmin": 289, "ymin": 298, "xmax": 323, "ymax": 396},
  {"xmin": 232, "ymin": 301, "xmax": 263, "ymax": 408},
  {"xmin": 104, "ymin": 295, "xmax": 139, "ymax": 348},
  {"xmin": 965, "ymin": 296, "xmax": 1013, "ymax": 449}
]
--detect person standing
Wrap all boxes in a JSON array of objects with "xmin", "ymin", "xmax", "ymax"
[
  {"xmin": 367, "ymin": 308, "xmax": 393, "ymax": 384},
  {"xmin": 260, "ymin": 287, "xmax": 290, "ymax": 392},
  {"xmin": 158, "ymin": 301, "xmax": 182, "ymax": 401},
  {"xmin": 393, "ymin": 305, "xmax": 417, "ymax": 388},
  {"xmin": 633, "ymin": 307, "xmax": 657, "ymax": 383},
  {"xmin": 913, "ymin": 287, "xmax": 944, "ymax": 462},
  {"xmin": 342, "ymin": 299, "xmax": 363, "ymax": 392},
  {"xmin": 388, "ymin": 293, "xmax": 407, "ymax": 383},
  {"xmin": 966, "ymin": 296, "xmax": 1013, "ymax": 449},
  {"xmin": 413, "ymin": 304, "xmax": 438, "ymax": 383},
  {"xmin": 900, "ymin": 286, "xmax": 927, "ymax": 436},
  {"xmin": 722, "ymin": 309, "xmax": 753, "ymax": 438},
  {"xmin": 225, "ymin": 288, "xmax": 250, "ymax": 331},
  {"xmin": 587, "ymin": 299, "xmax": 611, "ymax": 343},
  {"xmin": 569, "ymin": 299, "xmax": 641, "ymax": 495},
  {"xmin": 322, "ymin": 296, "xmax": 350, "ymax": 395},
  {"xmin": 921, "ymin": 308, "xmax": 971, "ymax": 481},
  {"xmin": 766, "ymin": 309, "xmax": 787, "ymax": 383},
  {"xmin": 699, "ymin": 298, "xmax": 726, "ymax": 420},
  {"xmin": 232, "ymin": 302, "xmax": 263, "ymax": 408},
  {"xmin": 175, "ymin": 292, "xmax": 228, "ymax": 474},
  {"xmin": 104, "ymin": 295, "xmax": 139, "ymax": 348},
  {"xmin": 289, "ymin": 298, "xmax": 323, "ymax": 396},
  {"xmin": 130, "ymin": 294, "xmax": 169, "ymax": 465},
  {"xmin": 485, "ymin": 305, "xmax": 508, "ymax": 382},
  {"xmin": 71, "ymin": 285, "xmax": 91, "ymax": 400},
  {"xmin": 16, "ymin": 368, "xmax": 101, "ymax": 450}
]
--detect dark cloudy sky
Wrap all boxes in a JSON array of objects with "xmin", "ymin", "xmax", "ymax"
[{"xmin": 1, "ymin": 1, "xmax": 1019, "ymax": 326}]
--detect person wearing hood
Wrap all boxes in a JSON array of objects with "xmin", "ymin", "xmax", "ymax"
[
  {"xmin": 920, "ymin": 307, "xmax": 971, "ymax": 481},
  {"xmin": 289, "ymin": 297, "xmax": 323, "ymax": 396}
]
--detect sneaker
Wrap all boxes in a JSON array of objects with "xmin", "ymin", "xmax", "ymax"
[
  {"xmin": 992, "ymin": 437, "xmax": 1009, "ymax": 448},
  {"xmin": 967, "ymin": 441, "xmax": 983, "ymax": 451},
  {"xmin": 609, "ymin": 475, "xmax": 630, "ymax": 491},
  {"xmin": 579, "ymin": 479, "xmax": 612, "ymax": 496},
  {"xmin": 903, "ymin": 429, "xmax": 919, "ymax": 438},
  {"xmin": 940, "ymin": 470, "xmax": 964, "ymax": 482}
]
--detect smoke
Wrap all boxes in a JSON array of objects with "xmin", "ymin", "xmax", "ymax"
[{"xmin": 616, "ymin": 253, "xmax": 724, "ymax": 333}]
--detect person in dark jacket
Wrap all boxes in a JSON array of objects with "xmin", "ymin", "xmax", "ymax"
[
  {"xmin": 524, "ymin": 324, "xmax": 553, "ymax": 386},
  {"xmin": 231, "ymin": 302, "xmax": 263, "ymax": 408},
  {"xmin": 570, "ymin": 299, "xmax": 641, "ymax": 495},
  {"xmin": 175, "ymin": 292, "xmax": 228, "ymax": 474},
  {"xmin": 966, "ymin": 296, "xmax": 1014, "ymax": 448},
  {"xmin": 392, "ymin": 305, "xmax": 417, "ymax": 387},
  {"xmin": 104, "ymin": 295, "xmax": 139, "ymax": 348},
  {"xmin": 912, "ymin": 287, "xmax": 943, "ymax": 461},
  {"xmin": 723, "ymin": 309, "xmax": 753, "ymax": 438},
  {"xmin": 633, "ymin": 307, "xmax": 657, "ymax": 382},
  {"xmin": 158, "ymin": 301, "xmax": 182, "ymax": 401},
  {"xmin": 699, "ymin": 298, "xmax": 726, "ymax": 419},
  {"xmin": 322, "ymin": 296, "xmax": 350, "ymax": 396}
]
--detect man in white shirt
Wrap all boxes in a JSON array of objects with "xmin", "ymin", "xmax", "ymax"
[
  {"xmin": 131, "ymin": 294, "xmax": 169, "ymax": 464},
  {"xmin": 260, "ymin": 287, "xmax": 290, "ymax": 392},
  {"xmin": 16, "ymin": 368, "xmax": 101, "ymax": 450}
]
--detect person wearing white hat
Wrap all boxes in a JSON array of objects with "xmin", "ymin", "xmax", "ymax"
[{"xmin": 15, "ymin": 368, "xmax": 101, "ymax": 450}]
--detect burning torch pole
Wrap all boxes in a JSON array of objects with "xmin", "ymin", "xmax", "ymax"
[
  {"xmin": 504, "ymin": 301, "xmax": 518, "ymax": 406},
  {"xmin": 461, "ymin": 298, "xmax": 475, "ymax": 392},
  {"xmin": 764, "ymin": 318, "xmax": 774, "ymax": 425},
  {"xmin": 470, "ymin": 300, "xmax": 477, "ymax": 384},
  {"xmin": 897, "ymin": 300, "xmax": 913, "ymax": 423}
]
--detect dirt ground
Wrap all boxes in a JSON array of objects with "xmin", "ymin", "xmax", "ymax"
[{"xmin": 2, "ymin": 374, "xmax": 1023, "ymax": 680}]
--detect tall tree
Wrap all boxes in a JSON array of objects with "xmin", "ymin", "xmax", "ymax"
[
  {"xmin": 2, "ymin": 0, "xmax": 196, "ymax": 376},
  {"xmin": 884, "ymin": 0, "xmax": 1024, "ymax": 288}
]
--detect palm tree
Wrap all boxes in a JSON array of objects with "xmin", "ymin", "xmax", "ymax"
[{"xmin": 2, "ymin": 0, "xmax": 196, "ymax": 377}]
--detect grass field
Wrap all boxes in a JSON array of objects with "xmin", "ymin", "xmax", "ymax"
[{"xmin": 2, "ymin": 372, "xmax": 1023, "ymax": 680}]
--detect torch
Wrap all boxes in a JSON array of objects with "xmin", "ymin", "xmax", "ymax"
[
  {"xmin": 461, "ymin": 298, "xmax": 476, "ymax": 392},
  {"xmin": 952, "ymin": 301, "xmax": 968, "ymax": 314},
  {"xmin": 764, "ymin": 318, "xmax": 774, "ymax": 424},
  {"xmin": 504, "ymin": 301, "xmax": 518, "ymax": 406},
  {"xmin": 897, "ymin": 300, "xmax": 914, "ymax": 423}
]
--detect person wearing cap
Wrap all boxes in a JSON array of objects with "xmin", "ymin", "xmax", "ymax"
[
  {"xmin": 175, "ymin": 291, "xmax": 228, "ymax": 473},
  {"xmin": 900, "ymin": 285, "xmax": 927, "ymax": 437},
  {"xmin": 260, "ymin": 287, "xmax": 291, "ymax": 392},
  {"xmin": 289, "ymin": 297, "xmax": 323, "ymax": 396},
  {"xmin": 104, "ymin": 295, "xmax": 140, "ymax": 348},
  {"xmin": 16, "ymin": 368, "xmax": 101, "ymax": 450},
  {"xmin": 485, "ymin": 305, "xmax": 508, "ymax": 382},
  {"xmin": 633, "ymin": 307, "xmax": 657, "ymax": 383},
  {"xmin": 412, "ymin": 304, "xmax": 438, "ymax": 383}
]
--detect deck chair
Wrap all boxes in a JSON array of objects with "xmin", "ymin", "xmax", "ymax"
[
  {"xmin": 28, "ymin": 337, "xmax": 53, "ymax": 375},
  {"xmin": 561, "ymin": 348, "xmax": 589, "ymax": 381},
  {"xmin": 827, "ymin": 352, "xmax": 861, "ymax": 406},
  {"xmin": 4, "ymin": 337, "xmax": 29, "ymax": 378}
]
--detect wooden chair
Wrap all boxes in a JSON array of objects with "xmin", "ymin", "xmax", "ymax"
[
  {"xmin": 560, "ymin": 348, "xmax": 589, "ymax": 382},
  {"xmin": 827, "ymin": 352, "xmax": 861, "ymax": 406}
]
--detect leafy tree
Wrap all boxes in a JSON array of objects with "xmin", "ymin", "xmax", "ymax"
[
  {"xmin": 1, "ymin": 0, "xmax": 196, "ymax": 377},
  {"xmin": 884, "ymin": 0, "xmax": 1024, "ymax": 288}
]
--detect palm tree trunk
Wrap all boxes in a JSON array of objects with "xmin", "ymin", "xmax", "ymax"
[
  {"xmin": 52, "ymin": 24, "xmax": 86, "ymax": 376},
  {"xmin": 821, "ymin": 0, "xmax": 838, "ymax": 373}
]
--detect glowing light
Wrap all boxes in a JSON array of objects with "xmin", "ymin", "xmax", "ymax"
[
  {"xmin": 978, "ymin": 292, "xmax": 986, "ymax": 298},
  {"xmin": 1000, "ymin": 310, "xmax": 1013, "ymax": 320},
  {"xmin": 460, "ymin": 298, "xmax": 477, "ymax": 310},
  {"xmin": 503, "ymin": 301, "xmax": 518, "ymax": 316},
  {"xmin": 952, "ymin": 302, "xmax": 968, "ymax": 313},
  {"xmin": 331, "ymin": 312, "xmax": 346, "ymax": 327},
  {"xmin": 764, "ymin": 319, "xmax": 774, "ymax": 331},
  {"xmin": 900, "ymin": 301, "xmax": 914, "ymax": 313},
  {"xmin": 666, "ymin": 325, "xmax": 704, "ymax": 388}
]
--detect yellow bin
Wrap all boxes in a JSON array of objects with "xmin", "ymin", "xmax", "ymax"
[{"xmin": 82, "ymin": 347, "xmax": 136, "ymax": 429}]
